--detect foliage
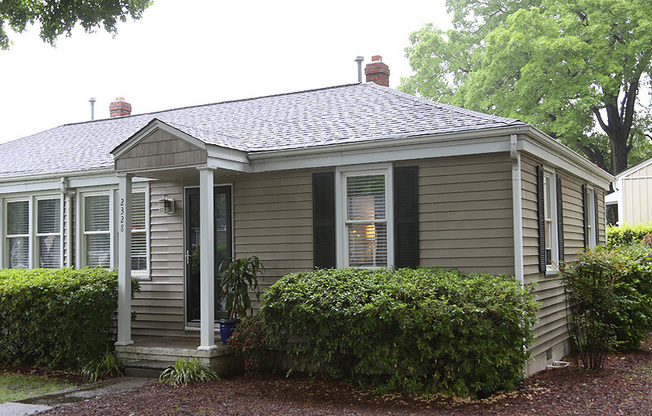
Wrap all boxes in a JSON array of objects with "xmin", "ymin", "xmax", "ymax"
[
  {"xmin": 400, "ymin": 0, "xmax": 652, "ymax": 174},
  {"xmin": 81, "ymin": 352, "xmax": 124, "ymax": 382},
  {"xmin": 0, "ymin": 373, "xmax": 75, "ymax": 403},
  {"xmin": 158, "ymin": 358, "xmax": 218, "ymax": 387},
  {"xmin": 219, "ymin": 256, "xmax": 264, "ymax": 320},
  {"xmin": 561, "ymin": 246, "xmax": 652, "ymax": 369},
  {"xmin": 260, "ymin": 268, "xmax": 539, "ymax": 397},
  {"xmin": 0, "ymin": 0, "xmax": 152, "ymax": 49},
  {"xmin": 0, "ymin": 268, "xmax": 140, "ymax": 370},
  {"xmin": 228, "ymin": 314, "xmax": 272, "ymax": 376},
  {"xmin": 608, "ymin": 223, "xmax": 652, "ymax": 247}
]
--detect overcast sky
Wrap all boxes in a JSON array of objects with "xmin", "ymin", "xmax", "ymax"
[{"xmin": 0, "ymin": 0, "xmax": 451, "ymax": 144}]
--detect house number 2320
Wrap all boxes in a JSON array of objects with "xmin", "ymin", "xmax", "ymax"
[{"xmin": 120, "ymin": 198, "xmax": 125, "ymax": 232}]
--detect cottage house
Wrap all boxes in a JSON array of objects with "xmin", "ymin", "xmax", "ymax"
[{"xmin": 0, "ymin": 56, "xmax": 612, "ymax": 375}]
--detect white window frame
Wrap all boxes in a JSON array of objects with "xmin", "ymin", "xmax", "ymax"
[
  {"xmin": 76, "ymin": 186, "xmax": 150, "ymax": 278},
  {"xmin": 2, "ymin": 195, "xmax": 64, "ymax": 269},
  {"xmin": 543, "ymin": 168, "xmax": 559, "ymax": 275},
  {"xmin": 34, "ymin": 196, "xmax": 64, "ymax": 269},
  {"xmin": 587, "ymin": 187, "xmax": 597, "ymax": 248},
  {"xmin": 335, "ymin": 164, "xmax": 394, "ymax": 268},
  {"xmin": 119, "ymin": 187, "xmax": 150, "ymax": 279},
  {"xmin": 79, "ymin": 191, "xmax": 114, "ymax": 269}
]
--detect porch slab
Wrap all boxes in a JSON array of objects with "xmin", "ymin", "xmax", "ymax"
[{"xmin": 116, "ymin": 337, "xmax": 242, "ymax": 377}]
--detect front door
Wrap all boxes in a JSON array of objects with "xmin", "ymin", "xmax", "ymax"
[{"xmin": 185, "ymin": 186, "xmax": 232, "ymax": 323}]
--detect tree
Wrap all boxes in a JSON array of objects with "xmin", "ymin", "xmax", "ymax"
[
  {"xmin": 0, "ymin": 0, "xmax": 152, "ymax": 50},
  {"xmin": 400, "ymin": 0, "xmax": 652, "ymax": 174}
]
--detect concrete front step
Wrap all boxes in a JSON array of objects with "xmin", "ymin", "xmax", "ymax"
[
  {"xmin": 124, "ymin": 360, "xmax": 174, "ymax": 378},
  {"xmin": 116, "ymin": 337, "xmax": 243, "ymax": 376}
]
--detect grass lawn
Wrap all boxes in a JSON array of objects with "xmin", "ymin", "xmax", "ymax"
[{"xmin": 0, "ymin": 373, "xmax": 75, "ymax": 403}]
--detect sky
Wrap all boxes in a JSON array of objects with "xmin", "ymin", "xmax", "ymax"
[{"xmin": 0, "ymin": 0, "xmax": 452, "ymax": 144}]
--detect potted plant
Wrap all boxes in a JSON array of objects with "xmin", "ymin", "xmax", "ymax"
[{"xmin": 218, "ymin": 255, "xmax": 264, "ymax": 343}]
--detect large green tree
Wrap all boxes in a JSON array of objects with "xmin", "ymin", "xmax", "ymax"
[
  {"xmin": 400, "ymin": 0, "xmax": 652, "ymax": 174},
  {"xmin": 0, "ymin": 0, "xmax": 152, "ymax": 50}
]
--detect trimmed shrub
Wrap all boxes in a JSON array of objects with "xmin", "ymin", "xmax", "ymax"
[
  {"xmin": 561, "ymin": 245, "xmax": 652, "ymax": 369},
  {"xmin": 260, "ymin": 268, "xmax": 538, "ymax": 397},
  {"xmin": 607, "ymin": 223, "xmax": 652, "ymax": 247},
  {"xmin": 0, "ymin": 268, "xmax": 139, "ymax": 369}
]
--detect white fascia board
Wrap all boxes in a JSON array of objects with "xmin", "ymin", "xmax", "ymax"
[
  {"xmin": 206, "ymin": 146, "xmax": 251, "ymax": 173},
  {"xmin": 615, "ymin": 156, "xmax": 652, "ymax": 179},
  {"xmin": 112, "ymin": 119, "xmax": 207, "ymax": 158},
  {"xmin": 249, "ymin": 130, "xmax": 514, "ymax": 173},
  {"xmin": 520, "ymin": 138, "xmax": 612, "ymax": 189},
  {"xmin": 517, "ymin": 126, "xmax": 614, "ymax": 187},
  {"xmin": 0, "ymin": 171, "xmax": 149, "ymax": 195}
]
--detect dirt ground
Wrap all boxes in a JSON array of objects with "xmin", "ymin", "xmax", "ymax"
[{"xmin": 12, "ymin": 334, "xmax": 652, "ymax": 416}]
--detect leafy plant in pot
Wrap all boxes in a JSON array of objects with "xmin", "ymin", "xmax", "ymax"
[{"xmin": 218, "ymin": 256, "xmax": 264, "ymax": 343}]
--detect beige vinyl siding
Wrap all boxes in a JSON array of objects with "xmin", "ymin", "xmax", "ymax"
[
  {"xmin": 406, "ymin": 153, "xmax": 514, "ymax": 274},
  {"xmin": 115, "ymin": 130, "xmax": 207, "ymax": 173},
  {"xmin": 596, "ymin": 188, "xmax": 606, "ymax": 245},
  {"xmin": 621, "ymin": 162, "xmax": 652, "ymax": 224},
  {"xmin": 521, "ymin": 155, "xmax": 606, "ymax": 369},
  {"xmin": 132, "ymin": 182, "xmax": 186, "ymax": 337},
  {"xmin": 232, "ymin": 170, "xmax": 314, "ymax": 303}
]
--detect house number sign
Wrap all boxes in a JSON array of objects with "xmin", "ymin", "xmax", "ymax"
[{"xmin": 120, "ymin": 198, "xmax": 125, "ymax": 232}]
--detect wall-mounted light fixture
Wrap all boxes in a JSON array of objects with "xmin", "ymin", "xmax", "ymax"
[{"xmin": 158, "ymin": 195, "xmax": 175, "ymax": 214}]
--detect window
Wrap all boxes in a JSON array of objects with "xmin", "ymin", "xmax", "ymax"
[
  {"xmin": 84, "ymin": 194, "xmax": 111, "ymax": 268},
  {"xmin": 6, "ymin": 200, "xmax": 29, "ymax": 269},
  {"xmin": 37, "ymin": 198, "xmax": 61, "ymax": 268},
  {"xmin": 543, "ymin": 173, "xmax": 557, "ymax": 267},
  {"xmin": 130, "ymin": 192, "xmax": 148, "ymax": 275},
  {"xmin": 4, "ymin": 197, "xmax": 62, "ymax": 269},
  {"xmin": 337, "ymin": 166, "xmax": 393, "ymax": 268},
  {"xmin": 584, "ymin": 186, "xmax": 598, "ymax": 248},
  {"xmin": 80, "ymin": 189, "xmax": 148, "ymax": 276},
  {"xmin": 537, "ymin": 166, "xmax": 562, "ymax": 274}
]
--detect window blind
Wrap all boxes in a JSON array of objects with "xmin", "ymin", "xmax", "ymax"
[
  {"xmin": 131, "ymin": 192, "xmax": 147, "ymax": 271},
  {"xmin": 346, "ymin": 174, "xmax": 387, "ymax": 267},
  {"xmin": 37, "ymin": 199, "xmax": 61, "ymax": 268},
  {"xmin": 7, "ymin": 201, "xmax": 28, "ymax": 236}
]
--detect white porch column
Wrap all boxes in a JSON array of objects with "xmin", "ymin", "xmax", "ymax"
[
  {"xmin": 198, "ymin": 167, "xmax": 217, "ymax": 351},
  {"xmin": 116, "ymin": 173, "xmax": 134, "ymax": 346}
]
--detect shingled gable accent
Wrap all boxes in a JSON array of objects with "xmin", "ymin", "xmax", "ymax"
[{"xmin": 112, "ymin": 119, "xmax": 208, "ymax": 173}]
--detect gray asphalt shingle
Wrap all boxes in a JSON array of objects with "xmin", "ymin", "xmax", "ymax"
[{"xmin": 0, "ymin": 83, "xmax": 523, "ymax": 179}]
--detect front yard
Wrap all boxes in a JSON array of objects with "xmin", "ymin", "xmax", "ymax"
[{"xmin": 36, "ymin": 334, "xmax": 652, "ymax": 416}]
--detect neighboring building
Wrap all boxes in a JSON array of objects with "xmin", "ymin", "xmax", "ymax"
[
  {"xmin": 607, "ymin": 157, "xmax": 652, "ymax": 226},
  {"xmin": 0, "ymin": 56, "xmax": 612, "ymax": 375}
]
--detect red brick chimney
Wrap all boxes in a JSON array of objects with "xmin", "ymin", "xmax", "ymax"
[
  {"xmin": 364, "ymin": 55, "xmax": 390, "ymax": 87},
  {"xmin": 109, "ymin": 97, "xmax": 132, "ymax": 117}
]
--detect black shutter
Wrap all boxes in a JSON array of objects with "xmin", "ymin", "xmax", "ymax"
[
  {"xmin": 394, "ymin": 166, "xmax": 419, "ymax": 268},
  {"xmin": 594, "ymin": 189, "xmax": 600, "ymax": 245},
  {"xmin": 582, "ymin": 184, "xmax": 590, "ymax": 248},
  {"xmin": 313, "ymin": 172, "xmax": 335, "ymax": 269},
  {"xmin": 537, "ymin": 165, "xmax": 546, "ymax": 273},
  {"xmin": 556, "ymin": 175, "xmax": 564, "ymax": 264}
]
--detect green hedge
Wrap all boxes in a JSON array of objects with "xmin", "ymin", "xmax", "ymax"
[
  {"xmin": 561, "ymin": 245, "xmax": 652, "ymax": 358},
  {"xmin": 260, "ymin": 268, "xmax": 539, "ymax": 397},
  {"xmin": 607, "ymin": 223, "xmax": 652, "ymax": 247},
  {"xmin": 0, "ymin": 268, "xmax": 139, "ymax": 369}
]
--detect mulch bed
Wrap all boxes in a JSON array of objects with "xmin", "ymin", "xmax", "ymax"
[{"xmin": 26, "ymin": 335, "xmax": 652, "ymax": 415}]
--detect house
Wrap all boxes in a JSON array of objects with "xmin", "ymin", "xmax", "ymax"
[
  {"xmin": 607, "ymin": 156, "xmax": 652, "ymax": 226},
  {"xmin": 0, "ymin": 56, "xmax": 613, "ymax": 375}
]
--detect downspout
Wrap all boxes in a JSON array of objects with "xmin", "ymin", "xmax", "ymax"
[
  {"xmin": 511, "ymin": 134, "xmax": 524, "ymax": 284},
  {"xmin": 60, "ymin": 178, "xmax": 74, "ymax": 268}
]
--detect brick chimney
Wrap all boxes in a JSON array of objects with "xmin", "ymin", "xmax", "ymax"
[
  {"xmin": 364, "ymin": 55, "xmax": 390, "ymax": 87},
  {"xmin": 109, "ymin": 97, "xmax": 132, "ymax": 117}
]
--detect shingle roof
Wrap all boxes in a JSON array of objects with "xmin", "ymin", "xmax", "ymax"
[{"xmin": 0, "ymin": 83, "xmax": 524, "ymax": 179}]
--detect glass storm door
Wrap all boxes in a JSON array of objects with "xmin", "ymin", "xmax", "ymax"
[{"xmin": 185, "ymin": 186, "xmax": 232, "ymax": 323}]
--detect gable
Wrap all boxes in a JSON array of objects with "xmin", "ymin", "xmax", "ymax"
[{"xmin": 114, "ymin": 128, "xmax": 207, "ymax": 172}]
